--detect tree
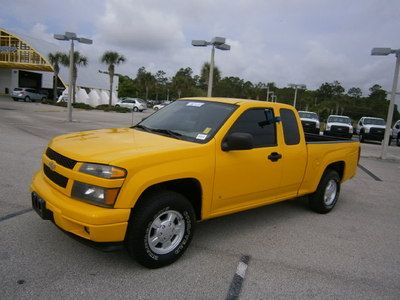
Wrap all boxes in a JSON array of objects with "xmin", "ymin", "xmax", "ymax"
[
  {"xmin": 48, "ymin": 52, "xmax": 64, "ymax": 102},
  {"xmin": 155, "ymin": 70, "xmax": 168, "ymax": 100},
  {"xmin": 347, "ymin": 87, "xmax": 362, "ymax": 98},
  {"xmin": 136, "ymin": 67, "xmax": 156, "ymax": 100},
  {"xmin": 60, "ymin": 52, "xmax": 88, "ymax": 103},
  {"xmin": 199, "ymin": 62, "xmax": 221, "ymax": 91},
  {"xmin": 100, "ymin": 51, "xmax": 126, "ymax": 106},
  {"xmin": 172, "ymin": 67, "xmax": 195, "ymax": 98},
  {"xmin": 369, "ymin": 84, "xmax": 387, "ymax": 101}
]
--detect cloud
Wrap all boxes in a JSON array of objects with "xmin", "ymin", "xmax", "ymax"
[{"xmin": 96, "ymin": 0, "xmax": 185, "ymax": 51}]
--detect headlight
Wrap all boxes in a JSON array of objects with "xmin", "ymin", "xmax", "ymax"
[
  {"xmin": 364, "ymin": 127, "xmax": 370, "ymax": 133},
  {"xmin": 80, "ymin": 163, "xmax": 126, "ymax": 179},
  {"xmin": 349, "ymin": 127, "xmax": 353, "ymax": 133},
  {"xmin": 316, "ymin": 121, "xmax": 320, "ymax": 128},
  {"xmin": 326, "ymin": 125, "xmax": 331, "ymax": 131},
  {"xmin": 72, "ymin": 181, "xmax": 120, "ymax": 207}
]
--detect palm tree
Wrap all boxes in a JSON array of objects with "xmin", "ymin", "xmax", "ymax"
[
  {"xmin": 48, "ymin": 52, "xmax": 63, "ymax": 102},
  {"xmin": 200, "ymin": 62, "xmax": 221, "ymax": 91},
  {"xmin": 60, "ymin": 51, "xmax": 88, "ymax": 103},
  {"xmin": 101, "ymin": 51, "xmax": 126, "ymax": 106}
]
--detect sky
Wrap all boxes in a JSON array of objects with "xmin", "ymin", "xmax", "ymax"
[{"xmin": 1, "ymin": 0, "xmax": 400, "ymax": 97}]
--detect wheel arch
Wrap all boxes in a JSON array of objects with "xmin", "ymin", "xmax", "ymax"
[
  {"xmin": 131, "ymin": 178, "xmax": 203, "ymax": 221},
  {"xmin": 325, "ymin": 161, "xmax": 345, "ymax": 181}
]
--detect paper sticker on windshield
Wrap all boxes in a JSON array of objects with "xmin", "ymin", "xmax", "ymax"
[
  {"xmin": 196, "ymin": 134, "xmax": 207, "ymax": 140},
  {"xmin": 187, "ymin": 102, "xmax": 204, "ymax": 107},
  {"xmin": 203, "ymin": 127, "xmax": 212, "ymax": 134}
]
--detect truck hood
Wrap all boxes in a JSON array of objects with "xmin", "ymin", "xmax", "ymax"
[
  {"xmin": 364, "ymin": 124, "xmax": 386, "ymax": 130},
  {"xmin": 49, "ymin": 128, "xmax": 200, "ymax": 165},
  {"xmin": 327, "ymin": 122, "xmax": 353, "ymax": 129}
]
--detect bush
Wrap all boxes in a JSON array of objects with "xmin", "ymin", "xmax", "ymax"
[
  {"xmin": 95, "ymin": 104, "xmax": 131, "ymax": 113},
  {"xmin": 72, "ymin": 102, "xmax": 94, "ymax": 110}
]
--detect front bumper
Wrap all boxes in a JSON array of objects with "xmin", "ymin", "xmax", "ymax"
[
  {"xmin": 324, "ymin": 130, "xmax": 353, "ymax": 138},
  {"xmin": 31, "ymin": 171, "xmax": 130, "ymax": 242},
  {"xmin": 363, "ymin": 132, "xmax": 384, "ymax": 141}
]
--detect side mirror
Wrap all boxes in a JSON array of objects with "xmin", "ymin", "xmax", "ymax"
[
  {"xmin": 222, "ymin": 132, "xmax": 254, "ymax": 151},
  {"xmin": 395, "ymin": 124, "xmax": 400, "ymax": 129}
]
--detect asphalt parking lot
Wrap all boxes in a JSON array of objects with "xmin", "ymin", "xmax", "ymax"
[{"xmin": 1, "ymin": 95, "xmax": 400, "ymax": 299}]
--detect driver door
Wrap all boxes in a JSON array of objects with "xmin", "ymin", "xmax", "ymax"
[{"xmin": 212, "ymin": 108, "xmax": 283, "ymax": 214}]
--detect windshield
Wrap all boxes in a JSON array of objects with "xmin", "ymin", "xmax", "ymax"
[
  {"xmin": 299, "ymin": 112, "xmax": 318, "ymax": 120},
  {"xmin": 364, "ymin": 118, "xmax": 385, "ymax": 125},
  {"xmin": 136, "ymin": 100, "xmax": 237, "ymax": 143},
  {"xmin": 327, "ymin": 116, "xmax": 351, "ymax": 124}
]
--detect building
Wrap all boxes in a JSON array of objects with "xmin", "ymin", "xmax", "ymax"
[{"xmin": 0, "ymin": 27, "xmax": 118, "ymax": 106}]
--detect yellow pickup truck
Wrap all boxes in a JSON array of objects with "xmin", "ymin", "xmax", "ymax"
[{"xmin": 31, "ymin": 97, "xmax": 360, "ymax": 268}]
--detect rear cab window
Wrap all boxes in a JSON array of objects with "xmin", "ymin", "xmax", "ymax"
[{"xmin": 280, "ymin": 108, "xmax": 300, "ymax": 145}]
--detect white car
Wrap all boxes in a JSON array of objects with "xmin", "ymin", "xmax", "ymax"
[
  {"xmin": 153, "ymin": 101, "xmax": 171, "ymax": 111},
  {"xmin": 356, "ymin": 117, "xmax": 386, "ymax": 143},
  {"xmin": 298, "ymin": 111, "xmax": 320, "ymax": 134},
  {"xmin": 115, "ymin": 98, "xmax": 147, "ymax": 112},
  {"xmin": 324, "ymin": 115, "xmax": 353, "ymax": 139},
  {"xmin": 390, "ymin": 120, "xmax": 400, "ymax": 146}
]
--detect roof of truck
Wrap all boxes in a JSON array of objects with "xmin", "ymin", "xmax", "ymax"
[{"xmin": 179, "ymin": 97, "xmax": 294, "ymax": 108}]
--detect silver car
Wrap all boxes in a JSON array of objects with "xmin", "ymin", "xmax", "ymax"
[
  {"xmin": 12, "ymin": 88, "xmax": 47, "ymax": 102},
  {"xmin": 115, "ymin": 98, "xmax": 147, "ymax": 112}
]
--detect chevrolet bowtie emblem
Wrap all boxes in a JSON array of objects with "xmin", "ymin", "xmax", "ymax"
[{"xmin": 48, "ymin": 160, "xmax": 56, "ymax": 171}]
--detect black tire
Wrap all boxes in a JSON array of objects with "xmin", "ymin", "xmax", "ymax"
[
  {"xmin": 41, "ymin": 97, "xmax": 46, "ymax": 101},
  {"xmin": 309, "ymin": 169, "xmax": 340, "ymax": 214},
  {"xmin": 13, "ymin": 97, "xmax": 18, "ymax": 101},
  {"xmin": 397, "ymin": 133, "xmax": 400, "ymax": 146},
  {"xmin": 154, "ymin": 107, "xmax": 159, "ymax": 111},
  {"xmin": 126, "ymin": 190, "xmax": 195, "ymax": 268},
  {"xmin": 359, "ymin": 131, "xmax": 365, "ymax": 143},
  {"xmin": 115, "ymin": 104, "xmax": 120, "ymax": 107},
  {"xmin": 24, "ymin": 96, "xmax": 30, "ymax": 102},
  {"xmin": 133, "ymin": 106, "xmax": 139, "ymax": 112}
]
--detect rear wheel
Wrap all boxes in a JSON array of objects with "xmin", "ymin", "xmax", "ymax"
[
  {"xmin": 309, "ymin": 169, "xmax": 340, "ymax": 214},
  {"xmin": 13, "ymin": 97, "xmax": 18, "ymax": 101},
  {"xmin": 24, "ymin": 96, "xmax": 30, "ymax": 102},
  {"xmin": 133, "ymin": 106, "xmax": 139, "ymax": 112},
  {"xmin": 397, "ymin": 133, "xmax": 400, "ymax": 146},
  {"xmin": 126, "ymin": 190, "xmax": 195, "ymax": 268},
  {"xmin": 154, "ymin": 107, "xmax": 159, "ymax": 111}
]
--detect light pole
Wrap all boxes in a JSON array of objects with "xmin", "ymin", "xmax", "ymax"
[
  {"xmin": 371, "ymin": 47, "xmax": 400, "ymax": 159},
  {"xmin": 288, "ymin": 83, "xmax": 306, "ymax": 109},
  {"xmin": 54, "ymin": 32, "xmax": 92, "ymax": 122},
  {"xmin": 192, "ymin": 37, "xmax": 231, "ymax": 97}
]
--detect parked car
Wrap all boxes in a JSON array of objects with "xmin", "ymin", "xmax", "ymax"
[
  {"xmin": 356, "ymin": 117, "xmax": 386, "ymax": 143},
  {"xmin": 324, "ymin": 115, "xmax": 353, "ymax": 139},
  {"xmin": 115, "ymin": 98, "xmax": 147, "ymax": 112},
  {"xmin": 11, "ymin": 87, "xmax": 47, "ymax": 102},
  {"xmin": 153, "ymin": 101, "xmax": 171, "ymax": 111},
  {"xmin": 390, "ymin": 120, "xmax": 400, "ymax": 146},
  {"xmin": 298, "ymin": 111, "xmax": 320, "ymax": 134},
  {"xmin": 31, "ymin": 97, "xmax": 359, "ymax": 268}
]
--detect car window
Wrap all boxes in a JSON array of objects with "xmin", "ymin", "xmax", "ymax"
[
  {"xmin": 228, "ymin": 108, "xmax": 276, "ymax": 148},
  {"xmin": 280, "ymin": 108, "xmax": 300, "ymax": 145},
  {"xmin": 14, "ymin": 88, "xmax": 23, "ymax": 91},
  {"xmin": 27, "ymin": 89, "xmax": 36, "ymax": 93}
]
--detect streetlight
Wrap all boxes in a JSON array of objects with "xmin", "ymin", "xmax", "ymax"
[
  {"xmin": 371, "ymin": 47, "xmax": 400, "ymax": 159},
  {"xmin": 192, "ymin": 37, "xmax": 231, "ymax": 97},
  {"xmin": 54, "ymin": 32, "xmax": 92, "ymax": 122},
  {"xmin": 288, "ymin": 83, "xmax": 306, "ymax": 108}
]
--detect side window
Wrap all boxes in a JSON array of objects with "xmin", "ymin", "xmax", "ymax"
[
  {"xmin": 229, "ymin": 108, "xmax": 276, "ymax": 147},
  {"xmin": 280, "ymin": 108, "xmax": 300, "ymax": 145}
]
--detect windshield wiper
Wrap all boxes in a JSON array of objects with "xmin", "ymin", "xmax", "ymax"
[
  {"xmin": 132, "ymin": 124, "xmax": 151, "ymax": 132},
  {"xmin": 151, "ymin": 128, "xmax": 183, "ymax": 140}
]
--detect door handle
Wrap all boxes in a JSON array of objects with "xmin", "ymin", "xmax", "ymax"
[{"xmin": 268, "ymin": 152, "xmax": 282, "ymax": 162}]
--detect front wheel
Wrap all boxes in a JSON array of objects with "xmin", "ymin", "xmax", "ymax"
[
  {"xmin": 133, "ymin": 107, "xmax": 139, "ymax": 112},
  {"xmin": 309, "ymin": 169, "xmax": 340, "ymax": 214},
  {"xmin": 126, "ymin": 191, "xmax": 195, "ymax": 268},
  {"xmin": 24, "ymin": 96, "xmax": 30, "ymax": 102},
  {"xmin": 359, "ymin": 132, "xmax": 364, "ymax": 143}
]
